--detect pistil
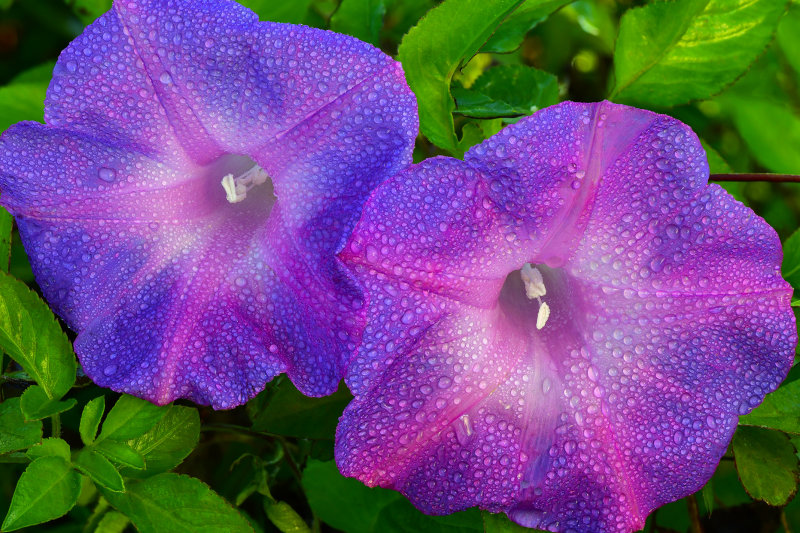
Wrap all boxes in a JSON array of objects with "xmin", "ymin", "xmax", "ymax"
[
  {"xmin": 221, "ymin": 164, "xmax": 270, "ymax": 204},
  {"xmin": 521, "ymin": 263, "xmax": 551, "ymax": 329}
]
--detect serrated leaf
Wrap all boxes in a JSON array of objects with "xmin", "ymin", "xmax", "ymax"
[
  {"xmin": 237, "ymin": 0, "xmax": 312, "ymax": 23},
  {"xmin": 481, "ymin": 0, "xmax": 571, "ymax": 53},
  {"xmin": 611, "ymin": 0, "xmax": 789, "ymax": 106},
  {"xmin": 302, "ymin": 460, "xmax": 482, "ymax": 533},
  {"xmin": 75, "ymin": 450, "xmax": 125, "ymax": 493},
  {"xmin": 0, "ymin": 397, "xmax": 42, "ymax": 454},
  {"xmin": 453, "ymin": 64, "xmax": 558, "ymax": 118},
  {"xmin": 81, "ymin": 396, "xmax": 106, "ymax": 446},
  {"xmin": 0, "ymin": 272, "xmax": 76, "ymax": 400},
  {"xmin": 739, "ymin": 377, "xmax": 800, "ymax": 434},
  {"xmin": 397, "ymin": 0, "xmax": 525, "ymax": 152},
  {"xmin": 330, "ymin": 0, "xmax": 386, "ymax": 45},
  {"xmin": 95, "ymin": 440, "xmax": 145, "ymax": 470},
  {"xmin": 25, "ymin": 438, "xmax": 70, "ymax": 462},
  {"xmin": 249, "ymin": 380, "xmax": 351, "ymax": 440},
  {"xmin": 97, "ymin": 395, "xmax": 166, "ymax": 443},
  {"xmin": 264, "ymin": 500, "xmax": 310, "ymax": 533},
  {"xmin": 0, "ymin": 208, "xmax": 11, "ymax": 273},
  {"xmin": 103, "ymin": 473, "xmax": 253, "ymax": 533},
  {"xmin": 19, "ymin": 385, "xmax": 76, "ymax": 421},
  {"xmin": 120, "ymin": 404, "xmax": 199, "ymax": 478},
  {"xmin": 1, "ymin": 456, "xmax": 81, "ymax": 532},
  {"xmin": 733, "ymin": 426, "xmax": 799, "ymax": 506}
]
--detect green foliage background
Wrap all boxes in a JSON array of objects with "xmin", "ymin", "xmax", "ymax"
[{"xmin": 1, "ymin": 0, "xmax": 800, "ymax": 532}]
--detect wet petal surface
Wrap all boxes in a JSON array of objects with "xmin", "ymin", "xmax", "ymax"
[
  {"xmin": 0, "ymin": 0, "xmax": 417, "ymax": 408},
  {"xmin": 337, "ymin": 101, "xmax": 794, "ymax": 531}
]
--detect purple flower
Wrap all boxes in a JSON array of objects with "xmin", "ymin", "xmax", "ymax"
[
  {"xmin": 0, "ymin": 0, "xmax": 417, "ymax": 408},
  {"xmin": 335, "ymin": 101, "xmax": 795, "ymax": 531}
]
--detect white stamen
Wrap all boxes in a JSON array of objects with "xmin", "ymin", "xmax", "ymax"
[
  {"xmin": 221, "ymin": 165, "xmax": 271, "ymax": 204},
  {"xmin": 536, "ymin": 301, "xmax": 550, "ymax": 330},
  {"xmin": 520, "ymin": 263, "xmax": 547, "ymax": 299}
]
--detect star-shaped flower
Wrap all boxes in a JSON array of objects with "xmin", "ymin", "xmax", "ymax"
[
  {"xmin": 335, "ymin": 101, "xmax": 795, "ymax": 531},
  {"xmin": 0, "ymin": 0, "xmax": 417, "ymax": 408}
]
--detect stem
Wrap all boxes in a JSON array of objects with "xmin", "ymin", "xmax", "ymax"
[
  {"xmin": 200, "ymin": 423, "xmax": 278, "ymax": 440},
  {"xmin": 710, "ymin": 173, "xmax": 800, "ymax": 183},
  {"xmin": 687, "ymin": 496, "xmax": 703, "ymax": 533},
  {"xmin": 50, "ymin": 413, "xmax": 61, "ymax": 439}
]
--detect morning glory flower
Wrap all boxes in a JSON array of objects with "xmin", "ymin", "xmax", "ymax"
[
  {"xmin": 335, "ymin": 101, "xmax": 795, "ymax": 531},
  {"xmin": 0, "ymin": 0, "xmax": 417, "ymax": 408}
]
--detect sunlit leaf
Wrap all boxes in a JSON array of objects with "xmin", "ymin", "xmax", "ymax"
[
  {"xmin": 25, "ymin": 438, "xmax": 70, "ymax": 462},
  {"xmin": 96, "ymin": 395, "xmax": 166, "ymax": 443},
  {"xmin": 481, "ymin": 0, "xmax": 571, "ymax": 54},
  {"xmin": 19, "ymin": 385, "xmax": 76, "ymax": 421},
  {"xmin": 0, "ymin": 398, "xmax": 42, "ymax": 455},
  {"xmin": 1, "ymin": 456, "xmax": 81, "ymax": 532},
  {"xmin": 80, "ymin": 396, "xmax": 106, "ymax": 446},
  {"xmin": 74, "ymin": 450, "xmax": 125, "ymax": 493},
  {"xmin": 398, "ymin": 0, "xmax": 524, "ymax": 152},
  {"xmin": 0, "ymin": 272, "xmax": 76, "ymax": 400},
  {"xmin": 611, "ymin": 0, "xmax": 788, "ymax": 106},
  {"xmin": 103, "ymin": 473, "xmax": 253, "ymax": 533},
  {"xmin": 119, "ymin": 404, "xmax": 199, "ymax": 478},
  {"xmin": 453, "ymin": 64, "xmax": 558, "ymax": 118}
]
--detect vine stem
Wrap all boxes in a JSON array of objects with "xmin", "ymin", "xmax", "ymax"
[
  {"xmin": 687, "ymin": 496, "xmax": 703, "ymax": 533},
  {"xmin": 710, "ymin": 173, "xmax": 800, "ymax": 183},
  {"xmin": 50, "ymin": 413, "xmax": 61, "ymax": 439}
]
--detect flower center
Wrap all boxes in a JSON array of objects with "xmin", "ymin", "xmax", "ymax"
[
  {"xmin": 220, "ymin": 163, "xmax": 271, "ymax": 204},
  {"xmin": 520, "ymin": 263, "xmax": 550, "ymax": 329}
]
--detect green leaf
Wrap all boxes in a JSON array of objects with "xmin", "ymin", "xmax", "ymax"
[
  {"xmin": 66, "ymin": 0, "xmax": 112, "ymax": 24},
  {"xmin": 481, "ymin": 0, "xmax": 572, "ymax": 53},
  {"xmin": 0, "ymin": 397, "xmax": 42, "ymax": 454},
  {"xmin": 237, "ymin": 0, "xmax": 312, "ymax": 23},
  {"xmin": 97, "ymin": 395, "xmax": 166, "ymax": 443},
  {"xmin": 330, "ymin": 0, "xmax": 386, "ymax": 45},
  {"xmin": 453, "ymin": 64, "xmax": 558, "ymax": 118},
  {"xmin": 302, "ymin": 460, "xmax": 482, "ymax": 533},
  {"xmin": 733, "ymin": 426, "xmax": 799, "ymax": 506},
  {"xmin": 25, "ymin": 438, "xmax": 71, "ymax": 462},
  {"xmin": 120, "ymin": 404, "xmax": 200, "ymax": 478},
  {"xmin": 103, "ymin": 473, "xmax": 253, "ymax": 533},
  {"xmin": 80, "ymin": 396, "xmax": 106, "ymax": 446},
  {"xmin": 95, "ymin": 510, "xmax": 130, "ymax": 533},
  {"xmin": 726, "ymin": 98, "xmax": 800, "ymax": 174},
  {"xmin": 778, "ymin": 3, "xmax": 800, "ymax": 76},
  {"xmin": 739, "ymin": 377, "xmax": 800, "ymax": 434},
  {"xmin": 263, "ymin": 501, "xmax": 310, "ymax": 533},
  {"xmin": 19, "ymin": 385, "xmax": 77, "ymax": 421},
  {"xmin": 95, "ymin": 440, "xmax": 145, "ymax": 470},
  {"xmin": 699, "ymin": 479, "xmax": 714, "ymax": 516},
  {"xmin": 611, "ymin": 0, "xmax": 789, "ymax": 106},
  {"xmin": 0, "ymin": 208, "xmax": 11, "ymax": 273},
  {"xmin": 249, "ymin": 379, "xmax": 351, "ymax": 440},
  {"xmin": 397, "ymin": 0, "xmax": 525, "ymax": 152},
  {"xmin": 0, "ymin": 65, "xmax": 51, "ymax": 133},
  {"xmin": 1, "ymin": 456, "xmax": 81, "ymax": 532},
  {"xmin": 482, "ymin": 511, "xmax": 532, "ymax": 532},
  {"xmin": 75, "ymin": 450, "xmax": 125, "ymax": 493},
  {"xmin": 0, "ymin": 272, "xmax": 76, "ymax": 400}
]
